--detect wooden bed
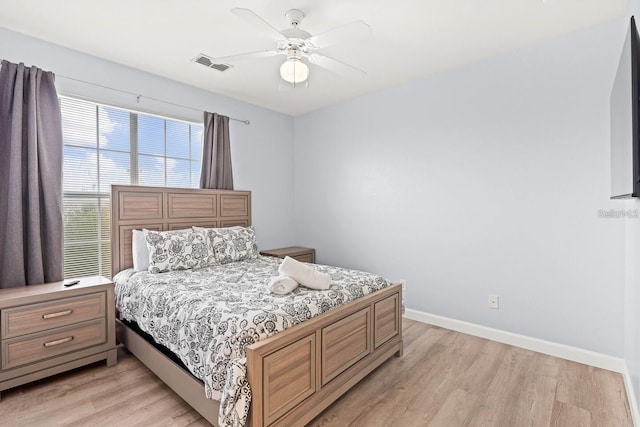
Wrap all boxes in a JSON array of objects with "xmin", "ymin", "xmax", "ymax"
[{"xmin": 110, "ymin": 185, "xmax": 403, "ymax": 427}]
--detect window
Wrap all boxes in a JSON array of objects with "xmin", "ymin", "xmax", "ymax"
[{"xmin": 61, "ymin": 97, "xmax": 203, "ymax": 278}]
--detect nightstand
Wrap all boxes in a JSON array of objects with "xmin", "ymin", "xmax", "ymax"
[
  {"xmin": 260, "ymin": 246, "xmax": 316, "ymax": 263},
  {"xmin": 0, "ymin": 276, "xmax": 116, "ymax": 399}
]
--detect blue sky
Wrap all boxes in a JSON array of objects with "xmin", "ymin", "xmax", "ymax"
[{"xmin": 61, "ymin": 97, "xmax": 203, "ymax": 194}]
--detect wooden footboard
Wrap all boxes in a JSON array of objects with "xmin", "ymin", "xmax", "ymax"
[{"xmin": 246, "ymin": 283, "xmax": 403, "ymax": 427}]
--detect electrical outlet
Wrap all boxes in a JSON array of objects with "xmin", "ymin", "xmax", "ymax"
[
  {"xmin": 398, "ymin": 279, "xmax": 407, "ymax": 291},
  {"xmin": 488, "ymin": 294, "xmax": 499, "ymax": 309}
]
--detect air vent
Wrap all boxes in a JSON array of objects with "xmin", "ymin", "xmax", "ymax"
[
  {"xmin": 192, "ymin": 54, "xmax": 232, "ymax": 72},
  {"xmin": 210, "ymin": 63, "xmax": 231, "ymax": 72}
]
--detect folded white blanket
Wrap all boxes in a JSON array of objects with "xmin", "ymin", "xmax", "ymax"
[
  {"xmin": 269, "ymin": 275, "xmax": 299, "ymax": 295},
  {"xmin": 278, "ymin": 256, "xmax": 331, "ymax": 290}
]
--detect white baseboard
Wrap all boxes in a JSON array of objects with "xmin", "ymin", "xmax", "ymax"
[
  {"xmin": 623, "ymin": 365, "xmax": 640, "ymax": 427},
  {"xmin": 404, "ymin": 308, "xmax": 625, "ymax": 373}
]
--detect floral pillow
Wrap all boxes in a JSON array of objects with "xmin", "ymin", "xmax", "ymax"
[
  {"xmin": 194, "ymin": 226, "xmax": 258, "ymax": 265},
  {"xmin": 143, "ymin": 228, "xmax": 215, "ymax": 273}
]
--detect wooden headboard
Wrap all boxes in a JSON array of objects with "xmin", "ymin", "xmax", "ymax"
[{"xmin": 110, "ymin": 185, "xmax": 251, "ymax": 276}]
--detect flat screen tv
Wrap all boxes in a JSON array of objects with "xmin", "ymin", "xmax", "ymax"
[{"xmin": 611, "ymin": 16, "xmax": 640, "ymax": 199}]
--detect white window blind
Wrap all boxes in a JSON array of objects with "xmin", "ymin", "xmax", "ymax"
[{"xmin": 61, "ymin": 97, "xmax": 203, "ymax": 278}]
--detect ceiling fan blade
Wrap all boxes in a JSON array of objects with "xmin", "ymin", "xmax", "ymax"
[
  {"xmin": 231, "ymin": 8, "xmax": 284, "ymax": 41},
  {"xmin": 308, "ymin": 53, "xmax": 366, "ymax": 78},
  {"xmin": 212, "ymin": 50, "xmax": 280, "ymax": 63},
  {"xmin": 307, "ymin": 20, "xmax": 372, "ymax": 49}
]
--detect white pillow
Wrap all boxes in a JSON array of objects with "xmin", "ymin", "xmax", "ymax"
[{"xmin": 132, "ymin": 229, "xmax": 149, "ymax": 272}]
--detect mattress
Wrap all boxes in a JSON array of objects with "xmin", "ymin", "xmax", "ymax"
[{"xmin": 113, "ymin": 255, "xmax": 391, "ymax": 427}]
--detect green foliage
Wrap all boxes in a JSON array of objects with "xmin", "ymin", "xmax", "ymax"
[{"xmin": 63, "ymin": 199, "xmax": 111, "ymax": 278}]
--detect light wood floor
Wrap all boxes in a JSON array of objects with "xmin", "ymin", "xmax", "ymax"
[{"xmin": 0, "ymin": 319, "xmax": 632, "ymax": 427}]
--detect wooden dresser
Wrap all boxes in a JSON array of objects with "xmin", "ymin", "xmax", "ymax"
[
  {"xmin": 260, "ymin": 246, "xmax": 316, "ymax": 263},
  {"xmin": 0, "ymin": 276, "xmax": 116, "ymax": 399}
]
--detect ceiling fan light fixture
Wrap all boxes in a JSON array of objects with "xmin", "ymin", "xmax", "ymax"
[{"xmin": 280, "ymin": 57, "xmax": 309, "ymax": 84}]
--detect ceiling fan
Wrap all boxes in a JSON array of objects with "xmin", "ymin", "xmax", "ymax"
[{"xmin": 198, "ymin": 8, "xmax": 372, "ymax": 86}]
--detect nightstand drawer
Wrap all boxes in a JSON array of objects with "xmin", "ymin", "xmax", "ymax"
[
  {"xmin": 292, "ymin": 253, "xmax": 314, "ymax": 263},
  {"xmin": 1, "ymin": 292, "xmax": 106, "ymax": 339},
  {"xmin": 260, "ymin": 247, "xmax": 316, "ymax": 264},
  {"xmin": 2, "ymin": 319, "xmax": 107, "ymax": 370}
]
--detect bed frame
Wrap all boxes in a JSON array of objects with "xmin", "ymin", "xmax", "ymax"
[{"xmin": 111, "ymin": 185, "xmax": 403, "ymax": 427}]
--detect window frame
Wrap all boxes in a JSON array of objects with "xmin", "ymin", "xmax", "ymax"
[{"xmin": 60, "ymin": 95, "xmax": 203, "ymax": 278}]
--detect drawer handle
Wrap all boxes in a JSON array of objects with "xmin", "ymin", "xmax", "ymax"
[
  {"xmin": 42, "ymin": 309, "xmax": 73, "ymax": 319},
  {"xmin": 43, "ymin": 336, "xmax": 74, "ymax": 348}
]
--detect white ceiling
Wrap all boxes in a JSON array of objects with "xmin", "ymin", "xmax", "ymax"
[{"xmin": 0, "ymin": 0, "xmax": 629, "ymax": 116}]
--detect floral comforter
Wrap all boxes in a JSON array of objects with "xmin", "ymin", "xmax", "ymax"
[{"xmin": 113, "ymin": 255, "xmax": 391, "ymax": 427}]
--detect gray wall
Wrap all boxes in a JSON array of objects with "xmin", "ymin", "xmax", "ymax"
[
  {"xmin": 625, "ymin": 197, "xmax": 640, "ymax": 412},
  {"xmin": 0, "ymin": 27, "xmax": 296, "ymax": 251},
  {"xmin": 294, "ymin": 18, "xmax": 627, "ymax": 358},
  {"xmin": 625, "ymin": 0, "xmax": 640, "ymax": 414}
]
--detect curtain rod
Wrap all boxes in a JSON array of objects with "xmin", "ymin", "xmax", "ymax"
[{"xmin": 55, "ymin": 74, "xmax": 251, "ymax": 125}]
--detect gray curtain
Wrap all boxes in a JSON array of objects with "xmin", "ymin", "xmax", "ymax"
[
  {"xmin": 200, "ymin": 111, "xmax": 234, "ymax": 190},
  {"xmin": 0, "ymin": 60, "xmax": 63, "ymax": 288}
]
